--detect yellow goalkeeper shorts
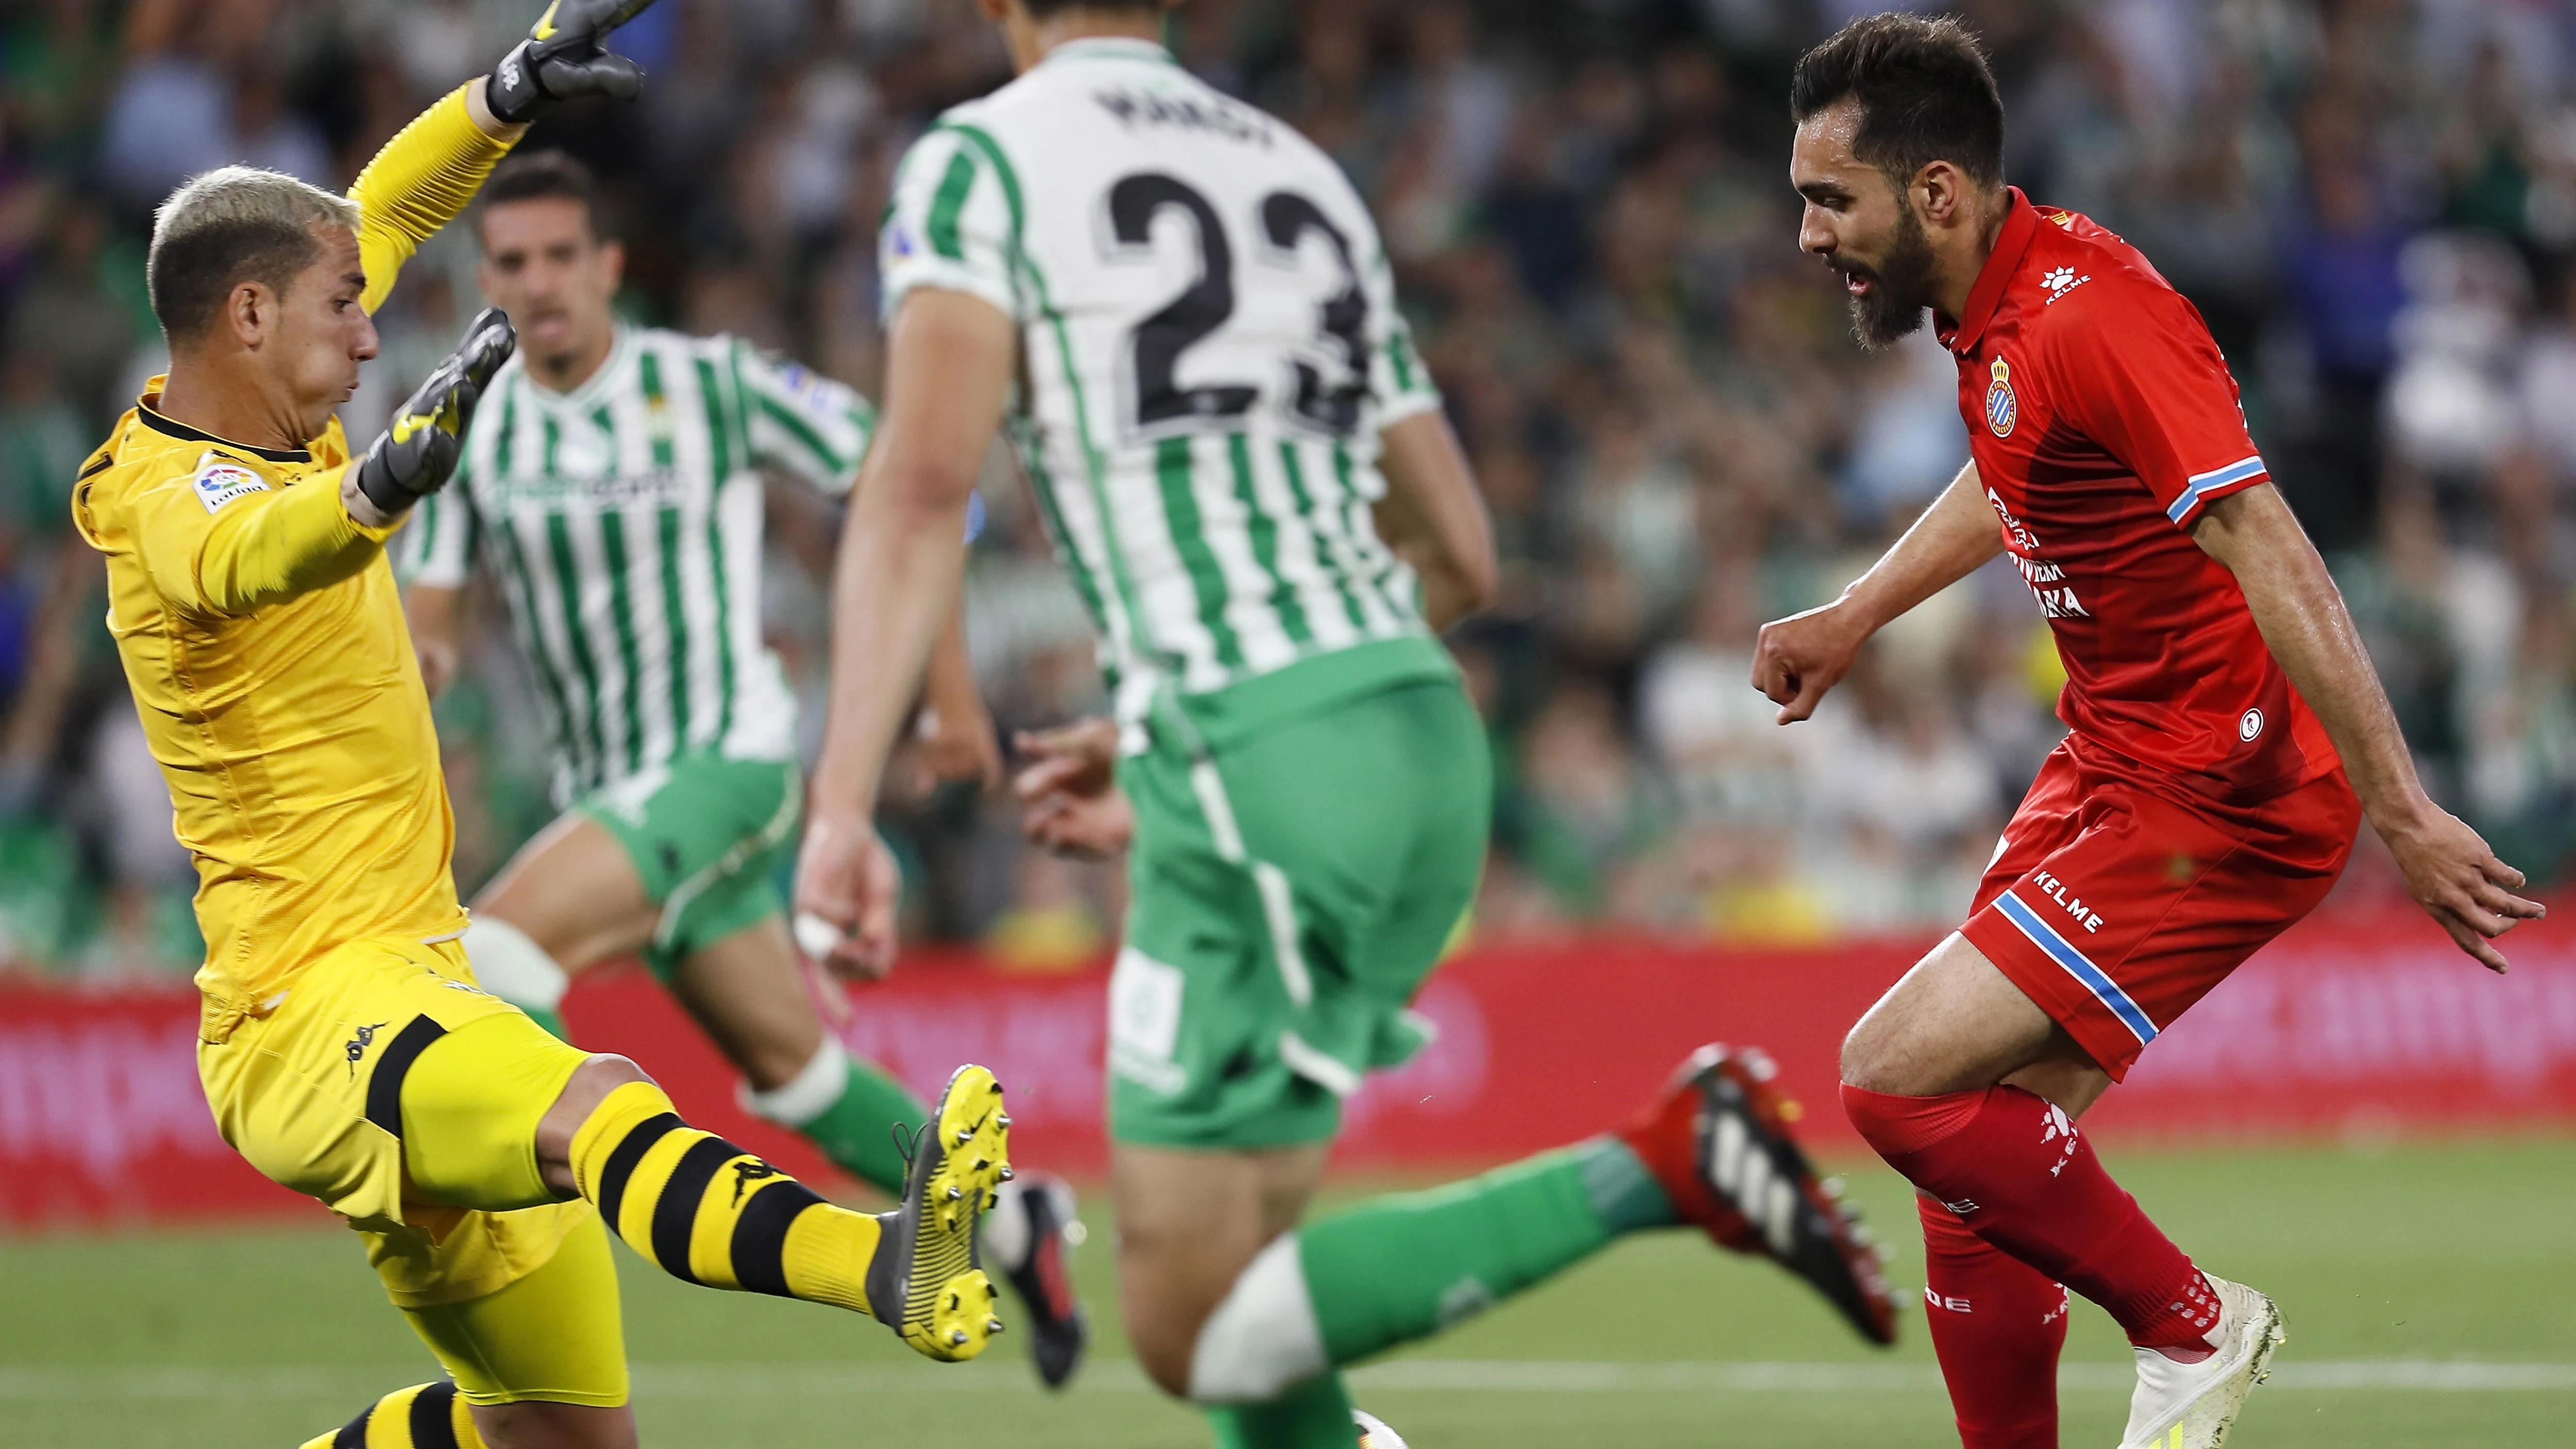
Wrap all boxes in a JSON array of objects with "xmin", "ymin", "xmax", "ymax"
[
  {"xmin": 402, "ymin": 1205, "xmax": 631, "ymax": 1407},
  {"xmin": 196, "ymin": 932, "xmax": 596, "ymax": 1307}
]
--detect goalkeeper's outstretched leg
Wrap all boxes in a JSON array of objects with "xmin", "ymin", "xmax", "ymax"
[
  {"xmin": 387, "ymin": 999, "xmax": 1015, "ymax": 1363},
  {"xmin": 263, "ymin": 948, "xmax": 1013, "ymax": 1448}
]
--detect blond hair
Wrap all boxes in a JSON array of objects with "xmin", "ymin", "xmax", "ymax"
[{"xmin": 146, "ymin": 166, "xmax": 361, "ymax": 341}]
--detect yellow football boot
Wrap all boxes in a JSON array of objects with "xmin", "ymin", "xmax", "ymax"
[{"xmin": 868, "ymin": 1064, "xmax": 1013, "ymax": 1361}]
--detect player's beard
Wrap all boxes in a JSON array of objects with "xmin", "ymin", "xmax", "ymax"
[{"xmin": 1841, "ymin": 204, "xmax": 1939, "ymax": 351}]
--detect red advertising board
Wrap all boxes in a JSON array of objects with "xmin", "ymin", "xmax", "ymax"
[{"xmin": 6, "ymin": 910, "xmax": 2575, "ymax": 1226}]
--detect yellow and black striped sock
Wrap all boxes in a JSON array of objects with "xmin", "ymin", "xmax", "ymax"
[
  {"xmin": 569, "ymin": 1080, "xmax": 885, "ymax": 1316},
  {"xmin": 300, "ymin": 1380, "xmax": 482, "ymax": 1449}
]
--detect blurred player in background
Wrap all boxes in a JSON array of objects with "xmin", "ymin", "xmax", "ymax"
[
  {"xmin": 794, "ymin": 2, "xmax": 1900, "ymax": 1445},
  {"xmin": 73, "ymin": 7, "xmax": 1017, "ymax": 1447},
  {"xmin": 398, "ymin": 148, "xmax": 1090, "ymax": 1389},
  {"xmin": 1761, "ymin": 16, "xmax": 2547, "ymax": 1449}
]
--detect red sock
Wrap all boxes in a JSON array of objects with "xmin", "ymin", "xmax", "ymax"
[
  {"xmin": 1842, "ymin": 1083, "xmax": 2218, "ymax": 1351},
  {"xmin": 1920, "ymin": 1194, "xmax": 2068, "ymax": 1449}
]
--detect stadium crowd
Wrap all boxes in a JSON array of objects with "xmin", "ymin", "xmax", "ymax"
[{"xmin": 2, "ymin": 0, "xmax": 2572, "ymax": 974}]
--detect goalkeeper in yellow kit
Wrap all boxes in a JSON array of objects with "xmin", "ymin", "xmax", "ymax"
[{"xmin": 73, "ymin": 7, "xmax": 1013, "ymax": 1446}]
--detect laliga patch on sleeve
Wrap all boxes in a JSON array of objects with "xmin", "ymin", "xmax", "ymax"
[
  {"xmin": 192, "ymin": 458, "xmax": 269, "ymax": 514},
  {"xmin": 773, "ymin": 360, "xmax": 835, "ymax": 408}
]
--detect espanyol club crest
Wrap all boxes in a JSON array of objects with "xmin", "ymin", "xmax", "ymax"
[{"xmin": 1985, "ymin": 357, "xmax": 2018, "ymax": 438}]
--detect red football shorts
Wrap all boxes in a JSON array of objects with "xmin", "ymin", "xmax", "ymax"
[{"xmin": 1959, "ymin": 736, "xmax": 2360, "ymax": 1080}]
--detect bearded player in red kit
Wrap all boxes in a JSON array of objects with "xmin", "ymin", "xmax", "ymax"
[{"xmin": 1759, "ymin": 14, "xmax": 2547, "ymax": 1449}]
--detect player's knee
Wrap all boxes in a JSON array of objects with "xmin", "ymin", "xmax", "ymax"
[
  {"xmin": 571, "ymin": 1052, "xmax": 652, "ymax": 1095},
  {"xmin": 1113, "ymin": 1237, "xmax": 1216, "ymax": 1396},
  {"xmin": 1132, "ymin": 1325, "xmax": 1198, "ymax": 1399},
  {"xmin": 1126, "ymin": 1233, "xmax": 1328, "ymax": 1406},
  {"xmin": 1839, "ymin": 1017, "xmax": 1900, "ymax": 1094},
  {"xmin": 534, "ymin": 1054, "xmax": 658, "ymax": 1192}
]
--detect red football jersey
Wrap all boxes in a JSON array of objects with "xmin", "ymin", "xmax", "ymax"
[{"xmin": 1938, "ymin": 190, "xmax": 2341, "ymax": 803}]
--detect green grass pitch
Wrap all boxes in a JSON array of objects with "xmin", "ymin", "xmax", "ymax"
[{"xmin": 3, "ymin": 1140, "xmax": 2571, "ymax": 1447}]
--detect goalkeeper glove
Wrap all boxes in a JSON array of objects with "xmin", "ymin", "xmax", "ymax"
[
  {"xmin": 486, "ymin": 0, "xmax": 665, "ymax": 125},
  {"xmin": 354, "ymin": 308, "xmax": 517, "ymax": 517}
]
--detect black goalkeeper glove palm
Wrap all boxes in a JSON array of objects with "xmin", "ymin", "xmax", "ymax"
[
  {"xmin": 354, "ymin": 308, "xmax": 517, "ymax": 517},
  {"xmin": 487, "ymin": 0, "xmax": 665, "ymax": 125}
]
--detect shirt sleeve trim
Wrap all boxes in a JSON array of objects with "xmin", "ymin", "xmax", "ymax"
[{"xmin": 2166, "ymin": 454, "xmax": 2268, "ymax": 525}]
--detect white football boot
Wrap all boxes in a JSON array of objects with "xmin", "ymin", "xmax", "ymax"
[{"xmin": 2118, "ymin": 1275, "xmax": 2285, "ymax": 1448}]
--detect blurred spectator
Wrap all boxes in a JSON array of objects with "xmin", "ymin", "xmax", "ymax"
[
  {"xmin": 8, "ymin": 197, "xmax": 138, "ymax": 426},
  {"xmin": 1498, "ymin": 677, "xmax": 1672, "ymax": 920}
]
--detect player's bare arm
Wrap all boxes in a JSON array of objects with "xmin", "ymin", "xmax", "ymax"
[
  {"xmin": 2193, "ymin": 484, "xmax": 2544, "ymax": 970},
  {"xmin": 1371, "ymin": 410, "xmax": 1499, "ymax": 632},
  {"xmin": 914, "ymin": 604, "xmax": 1005, "ymax": 788},
  {"xmin": 1752, "ymin": 459, "xmax": 1999, "ymax": 722},
  {"xmin": 795, "ymin": 286, "xmax": 1016, "ymax": 979}
]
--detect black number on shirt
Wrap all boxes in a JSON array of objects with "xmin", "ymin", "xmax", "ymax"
[
  {"xmin": 1259, "ymin": 193, "xmax": 1369, "ymax": 436},
  {"xmin": 1108, "ymin": 174, "xmax": 1259, "ymax": 429},
  {"xmin": 1103, "ymin": 175, "xmax": 1372, "ymax": 438}
]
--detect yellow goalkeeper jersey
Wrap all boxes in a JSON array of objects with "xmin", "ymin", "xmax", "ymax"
[{"xmin": 72, "ymin": 86, "xmax": 517, "ymax": 1042}]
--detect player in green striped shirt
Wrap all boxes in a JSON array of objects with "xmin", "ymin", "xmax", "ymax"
[
  {"xmin": 398, "ymin": 150, "xmax": 1090, "ymax": 1386},
  {"xmin": 792, "ymin": 7, "xmax": 1896, "ymax": 1447}
]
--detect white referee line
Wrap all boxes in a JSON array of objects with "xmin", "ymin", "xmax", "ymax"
[{"xmin": 0, "ymin": 1360, "xmax": 2570, "ymax": 1401}]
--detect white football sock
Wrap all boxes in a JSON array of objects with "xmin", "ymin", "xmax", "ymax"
[
  {"xmin": 737, "ymin": 1036, "xmax": 852, "ymax": 1128},
  {"xmin": 981, "ymin": 1175, "xmax": 1035, "ymax": 1271},
  {"xmin": 462, "ymin": 917, "xmax": 569, "ymax": 1012},
  {"xmin": 1189, "ymin": 1233, "xmax": 1328, "ymax": 1404}
]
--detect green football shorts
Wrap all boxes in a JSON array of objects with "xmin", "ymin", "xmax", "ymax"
[
  {"xmin": 1109, "ymin": 675, "xmax": 1492, "ymax": 1150},
  {"xmin": 575, "ymin": 753, "xmax": 801, "ymax": 980}
]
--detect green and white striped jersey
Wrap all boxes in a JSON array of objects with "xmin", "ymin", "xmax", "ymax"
[
  {"xmin": 880, "ymin": 38, "xmax": 1448, "ymax": 728},
  {"xmin": 397, "ymin": 326, "xmax": 874, "ymax": 804}
]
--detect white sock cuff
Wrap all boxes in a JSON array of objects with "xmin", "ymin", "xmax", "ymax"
[
  {"xmin": 1188, "ymin": 1232, "xmax": 1329, "ymax": 1404},
  {"xmin": 737, "ymin": 1037, "xmax": 852, "ymax": 1128},
  {"xmin": 462, "ymin": 917, "xmax": 570, "ymax": 1011},
  {"xmin": 980, "ymin": 1176, "xmax": 1035, "ymax": 1271}
]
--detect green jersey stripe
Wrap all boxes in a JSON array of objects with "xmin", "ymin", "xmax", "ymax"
[
  {"xmin": 494, "ymin": 512, "xmax": 579, "ymax": 794},
  {"xmin": 1021, "ymin": 450, "xmax": 1116, "ymax": 688},
  {"xmin": 696, "ymin": 356, "xmax": 734, "ymax": 481},
  {"xmin": 1154, "ymin": 434, "xmax": 1243, "ymax": 671},
  {"xmin": 707, "ymin": 509, "xmax": 739, "ymax": 748},
  {"xmin": 494, "ymin": 377, "xmax": 521, "ymax": 475},
  {"xmin": 1231, "ymin": 432, "xmax": 1311, "ymax": 647},
  {"xmin": 1278, "ymin": 441, "xmax": 1370, "ymax": 635},
  {"xmin": 753, "ymin": 393, "xmax": 843, "ymax": 476},
  {"xmin": 654, "ymin": 505, "xmax": 693, "ymax": 749},
  {"xmin": 926, "ymin": 148, "xmax": 980, "ymax": 262},
  {"xmin": 639, "ymin": 351, "xmax": 677, "ymax": 469},
  {"xmin": 541, "ymin": 512, "xmax": 612, "ymax": 787},
  {"xmin": 1257, "ymin": 438, "xmax": 1361, "ymax": 652},
  {"xmin": 1022, "ymin": 450, "xmax": 1109, "ymax": 634},
  {"xmin": 706, "ymin": 364, "xmax": 745, "ymax": 745},
  {"xmin": 1333, "ymin": 441, "xmax": 1414, "ymax": 626},
  {"xmin": 483, "ymin": 385, "xmax": 582, "ymax": 763},
  {"xmin": 598, "ymin": 509, "xmax": 648, "ymax": 776},
  {"xmin": 690, "ymin": 353, "xmax": 739, "ymax": 746}
]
